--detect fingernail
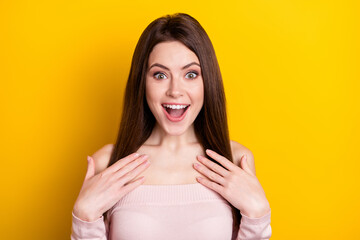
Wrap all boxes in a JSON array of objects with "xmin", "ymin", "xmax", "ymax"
[
  {"xmin": 87, "ymin": 156, "xmax": 90, "ymax": 162},
  {"xmin": 141, "ymin": 154, "xmax": 148, "ymax": 159},
  {"xmin": 134, "ymin": 153, "xmax": 140, "ymax": 157}
]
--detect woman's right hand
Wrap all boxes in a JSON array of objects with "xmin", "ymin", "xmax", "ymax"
[{"xmin": 72, "ymin": 153, "xmax": 150, "ymax": 222}]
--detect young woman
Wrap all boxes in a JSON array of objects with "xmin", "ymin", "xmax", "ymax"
[{"xmin": 71, "ymin": 13, "xmax": 272, "ymax": 240}]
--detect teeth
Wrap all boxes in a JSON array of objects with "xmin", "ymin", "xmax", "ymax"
[{"xmin": 162, "ymin": 104, "xmax": 189, "ymax": 109}]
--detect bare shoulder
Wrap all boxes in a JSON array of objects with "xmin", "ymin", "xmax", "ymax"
[
  {"xmin": 90, "ymin": 143, "xmax": 114, "ymax": 175},
  {"xmin": 230, "ymin": 140, "xmax": 256, "ymax": 176}
]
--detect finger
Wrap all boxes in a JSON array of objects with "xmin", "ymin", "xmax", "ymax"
[
  {"xmin": 115, "ymin": 154, "xmax": 149, "ymax": 177},
  {"xmin": 84, "ymin": 156, "xmax": 95, "ymax": 181},
  {"xmin": 120, "ymin": 176, "xmax": 146, "ymax": 195},
  {"xmin": 196, "ymin": 155, "xmax": 230, "ymax": 177},
  {"xmin": 118, "ymin": 158, "xmax": 151, "ymax": 185},
  {"xmin": 196, "ymin": 176, "xmax": 224, "ymax": 195},
  {"xmin": 106, "ymin": 152, "xmax": 141, "ymax": 173},
  {"xmin": 205, "ymin": 149, "xmax": 236, "ymax": 172},
  {"xmin": 193, "ymin": 162, "xmax": 227, "ymax": 186},
  {"xmin": 123, "ymin": 175, "xmax": 145, "ymax": 186},
  {"xmin": 240, "ymin": 155, "xmax": 255, "ymax": 176}
]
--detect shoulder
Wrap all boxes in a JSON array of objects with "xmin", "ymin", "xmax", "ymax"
[
  {"xmin": 90, "ymin": 143, "xmax": 114, "ymax": 175},
  {"xmin": 230, "ymin": 140, "xmax": 256, "ymax": 176}
]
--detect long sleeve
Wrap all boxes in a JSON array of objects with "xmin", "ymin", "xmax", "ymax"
[
  {"xmin": 236, "ymin": 209, "xmax": 272, "ymax": 240},
  {"xmin": 70, "ymin": 211, "xmax": 109, "ymax": 240}
]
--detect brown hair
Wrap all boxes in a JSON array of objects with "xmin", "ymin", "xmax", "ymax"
[{"xmin": 105, "ymin": 13, "xmax": 241, "ymax": 238}]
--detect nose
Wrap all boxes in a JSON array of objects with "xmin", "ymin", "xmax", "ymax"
[{"xmin": 166, "ymin": 77, "xmax": 183, "ymax": 98}]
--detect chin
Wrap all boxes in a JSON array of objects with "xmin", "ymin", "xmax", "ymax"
[{"xmin": 164, "ymin": 125, "xmax": 189, "ymax": 136}]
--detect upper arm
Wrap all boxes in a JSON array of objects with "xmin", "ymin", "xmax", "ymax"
[
  {"xmin": 90, "ymin": 143, "xmax": 114, "ymax": 175},
  {"xmin": 230, "ymin": 140, "xmax": 256, "ymax": 176}
]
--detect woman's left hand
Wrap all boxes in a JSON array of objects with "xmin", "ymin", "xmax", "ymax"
[{"xmin": 193, "ymin": 149, "xmax": 271, "ymax": 218}]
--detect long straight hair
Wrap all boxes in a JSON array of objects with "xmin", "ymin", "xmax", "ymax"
[{"xmin": 105, "ymin": 13, "xmax": 241, "ymax": 238}]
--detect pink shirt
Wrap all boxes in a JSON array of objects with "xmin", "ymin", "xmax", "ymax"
[{"xmin": 71, "ymin": 183, "xmax": 272, "ymax": 240}]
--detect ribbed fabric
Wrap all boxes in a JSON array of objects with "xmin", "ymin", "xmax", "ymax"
[
  {"xmin": 112, "ymin": 183, "xmax": 227, "ymax": 207},
  {"xmin": 71, "ymin": 182, "xmax": 272, "ymax": 240}
]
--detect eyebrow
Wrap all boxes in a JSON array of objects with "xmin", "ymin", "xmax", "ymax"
[{"xmin": 148, "ymin": 62, "xmax": 201, "ymax": 71}]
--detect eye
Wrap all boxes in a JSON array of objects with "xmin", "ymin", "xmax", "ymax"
[
  {"xmin": 185, "ymin": 71, "xmax": 198, "ymax": 79},
  {"xmin": 153, "ymin": 72, "xmax": 167, "ymax": 80}
]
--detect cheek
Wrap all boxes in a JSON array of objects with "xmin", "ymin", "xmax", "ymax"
[
  {"xmin": 145, "ymin": 82, "xmax": 161, "ymax": 109},
  {"xmin": 192, "ymin": 82, "xmax": 204, "ymax": 103},
  {"xmin": 145, "ymin": 85, "xmax": 153, "ymax": 109}
]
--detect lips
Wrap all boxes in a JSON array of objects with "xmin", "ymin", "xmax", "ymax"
[{"xmin": 162, "ymin": 104, "xmax": 190, "ymax": 122}]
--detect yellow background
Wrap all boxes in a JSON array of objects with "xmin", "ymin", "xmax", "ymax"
[{"xmin": 1, "ymin": 0, "xmax": 359, "ymax": 239}]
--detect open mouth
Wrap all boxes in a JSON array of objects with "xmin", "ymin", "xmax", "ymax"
[{"xmin": 162, "ymin": 104, "xmax": 190, "ymax": 122}]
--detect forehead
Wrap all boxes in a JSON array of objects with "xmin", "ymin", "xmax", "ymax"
[{"xmin": 148, "ymin": 41, "xmax": 200, "ymax": 68}]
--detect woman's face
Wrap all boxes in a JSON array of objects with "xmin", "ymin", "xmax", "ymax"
[{"xmin": 146, "ymin": 41, "xmax": 204, "ymax": 136}]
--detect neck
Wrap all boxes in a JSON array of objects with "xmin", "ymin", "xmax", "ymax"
[{"xmin": 145, "ymin": 123, "xmax": 199, "ymax": 152}]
